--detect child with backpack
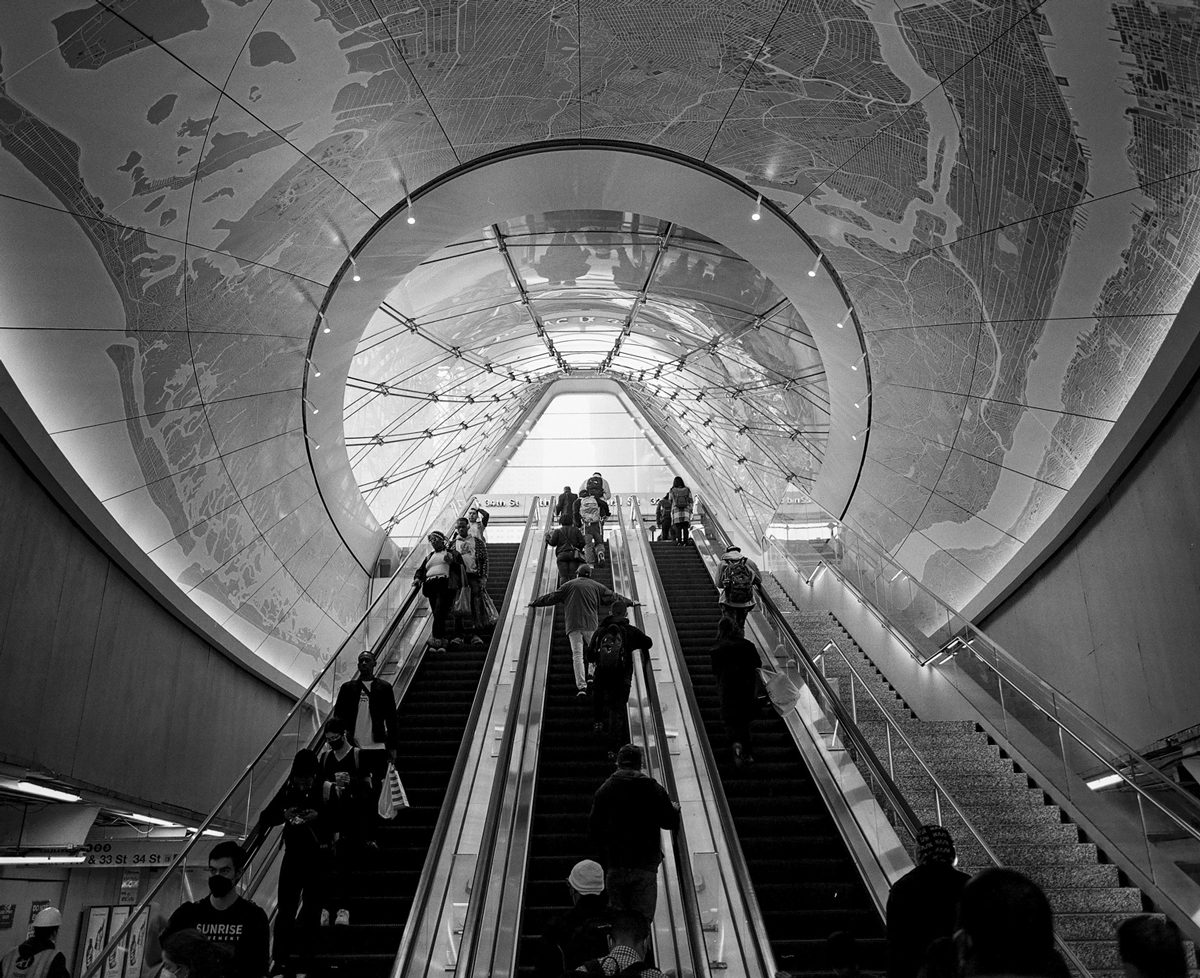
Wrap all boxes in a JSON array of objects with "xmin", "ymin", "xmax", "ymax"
[{"xmin": 716, "ymin": 545, "xmax": 760, "ymax": 634}]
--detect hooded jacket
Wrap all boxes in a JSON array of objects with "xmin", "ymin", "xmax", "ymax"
[{"xmin": 588, "ymin": 768, "xmax": 680, "ymax": 870}]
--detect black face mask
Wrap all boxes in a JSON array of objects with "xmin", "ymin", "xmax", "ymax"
[
  {"xmin": 208, "ymin": 875, "xmax": 235, "ymax": 898},
  {"xmin": 327, "ymin": 736, "xmax": 345, "ymax": 749}
]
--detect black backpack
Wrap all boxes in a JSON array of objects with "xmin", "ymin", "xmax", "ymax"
[
  {"xmin": 723, "ymin": 558, "xmax": 756, "ymax": 604},
  {"xmin": 592, "ymin": 624, "xmax": 630, "ymax": 677},
  {"xmin": 586, "ymin": 474, "xmax": 605, "ymax": 496}
]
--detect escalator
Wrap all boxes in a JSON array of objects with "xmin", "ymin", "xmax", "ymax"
[
  {"xmin": 307, "ymin": 543, "xmax": 521, "ymax": 977},
  {"xmin": 516, "ymin": 561, "xmax": 627, "ymax": 975},
  {"xmin": 649, "ymin": 541, "xmax": 886, "ymax": 973}
]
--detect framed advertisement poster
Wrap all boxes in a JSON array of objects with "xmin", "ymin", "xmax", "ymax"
[
  {"xmin": 123, "ymin": 909, "xmax": 149, "ymax": 978},
  {"xmin": 102, "ymin": 906, "xmax": 130, "ymax": 978},
  {"xmin": 80, "ymin": 907, "xmax": 110, "ymax": 974}
]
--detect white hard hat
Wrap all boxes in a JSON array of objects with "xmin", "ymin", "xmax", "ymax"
[{"xmin": 33, "ymin": 907, "xmax": 62, "ymax": 928}]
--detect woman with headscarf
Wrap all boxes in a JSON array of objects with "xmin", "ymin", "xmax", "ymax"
[{"xmin": 412, "ymin": 530, "xmax": 460, "ymax": 649}]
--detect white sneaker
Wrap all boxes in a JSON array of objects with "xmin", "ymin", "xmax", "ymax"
[
  {"xmin": 319, "ymin": 909, "xmax": 331, "ymax": 927},
  {"xmin": 334, "ymin": 909, "xmax": 350, "ymax": 926}
]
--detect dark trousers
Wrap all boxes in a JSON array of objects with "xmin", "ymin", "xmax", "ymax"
[
  {"xmin": 274, "ymin": 848, "xmax": 327, "ymax": 964},
  {"xmin": 658, "ymin": 518, "xmax": 672, "ymax": 540},
  {"xmin": 592, "ymin": 678, "xmax": 631, "ymax": 751},
  {"xmin": 557, "ymin": 557, "xmax": 581, "ymax": 585},
  {"xmin": 425, "ymin": 578, "xmax": 454, "ymax": 639},
  {"xmin": 466, "ymin": 573, "xmax": 485, "ymax": 632},
  {"xmin": 721, "ymin": 604, "xmax": 750, "ymax": 633},
  {"xmin": 674, "ymin": 520, "xmax": 691, "ymax": 543}
]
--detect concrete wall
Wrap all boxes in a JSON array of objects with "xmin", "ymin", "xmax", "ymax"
[
  {"xmin": 0, "ymin": 434, "xmax": 294, "ymax": 816},
  {"xmin": 981, "ymin": 371, "xmax": 1200, "ymax": 750}
]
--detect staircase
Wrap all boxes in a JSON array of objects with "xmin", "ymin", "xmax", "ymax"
[
  {"xmin": 762, "ymin": 576, "xmax": 1151, "ymax": 978},
  {"xmin": 650, "ymin": 542, "xmax": 885, "ymax": 974},
  {"xmin": 517, "ymin": 562, "xmax": 628, "ymax": 975},
  {"xmin": 306, "ymin": 543, "xmax": 520, "ymax": 977}
]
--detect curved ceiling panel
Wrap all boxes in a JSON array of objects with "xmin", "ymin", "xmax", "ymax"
[{"xmin": 0, "ymin": 0, "xmax": 1195, "ymax": 683}]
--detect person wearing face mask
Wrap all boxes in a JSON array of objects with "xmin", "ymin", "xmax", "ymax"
[
  {"xmin": 317, "ymin": 718, "xmax": 369, "ymax": 926},
  {"xmin": 255, "ymin": 750, "xmax": 330, "ymax": 975},
  {"xmin": 159, "ymin": 842, "xmax": 268, "ymax": 978},
  {"xmin": 159, "ymin": 929, "xmax": 233, "ymax": 978},
  {"xmin": 332, "ymin": 650, "xmax": 398, "ymax": 840}
]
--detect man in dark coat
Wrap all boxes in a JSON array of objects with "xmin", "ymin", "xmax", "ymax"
[
  {"xmin": 333, "ymin": 651, "xmax": 398, "ymax": 825},
  {"xmin": 588, "ymin": 744, "xmax": 680, "ymax": 925},
  {"xmin": 555, "ymin": 485, "xmax": 581, "ymax": 527},
  {"xmin": 886, "ymin": 825, "xmax": 970, "ymax": 978},
  {"xmin": 588, "ymin": 602, "xmax": 653, "ymax": 757},
  {"xmin": 709, "ymin": 616, "xmax": 761, "ymax": 766}
]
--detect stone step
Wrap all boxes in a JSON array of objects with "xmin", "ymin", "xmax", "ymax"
[{"xmin": 1047, "ymin": 888, "xmax": 1144, "ymax": 914}]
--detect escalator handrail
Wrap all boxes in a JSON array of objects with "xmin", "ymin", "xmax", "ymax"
[
  {"xmin": 612, "ymin": 497, "xmax": 709, "ymax": 978},
  {"xmin": 81, "ymin": 548, "xmax": 433, "ymax": 978},
  {"xmin": 698, "ymin": 511, "xmax": 923, "ymax": 844},
  {"xmin": 629, "ymin": 498, "xmax": 777, "ymax": 978},
  {"xmin": 456, "ymin": 498, "xmax": 556, "ymax": 977},
  {"xmin": 390, "ymin": 497, "xmax": 547, "ymax": 978}
]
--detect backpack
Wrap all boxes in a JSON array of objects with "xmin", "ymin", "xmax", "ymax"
[
  {"xmin": 723, "ymin": 558, "xmax": 756, "ymax": 604},
  {"xmin": 579, "ymin": 495, "xmax": 602, "ymax": 523},
  {"xmin": 586, "ymin": 474, "xmax": 605, "ymax": 496},
  {"xmin": 592, "ymin": 625, "xmax": 630, "ymax": 677}
]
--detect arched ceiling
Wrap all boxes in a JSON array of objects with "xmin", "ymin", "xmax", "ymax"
[{"xmin": 0, "ymin": 0, "xmax": 1196, "ymax": 683}]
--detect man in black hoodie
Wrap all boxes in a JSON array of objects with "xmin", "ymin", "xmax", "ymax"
[
  {"xmin": 588, "ymin": 744, "xmax": 680, "ymax": 926},
  {"xmin": 588, "ymin": 602, "xmax": 653, "ymax": 758},
  {"xmin": 0, "ymin": 907, "xmax": 68, "ymax": 978}
]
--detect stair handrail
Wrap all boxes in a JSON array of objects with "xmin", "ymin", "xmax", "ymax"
[
  {"xmin": 455, "ymin": 498, "xmax": 555, "ymax": 977},
  {"xmin": 814, "ymin": 638, "xmax": 1096, "ymax": 978},
  {"xmin": 763, "ymin": 532, "xmax": 1200, "ymax": 851},
  {"xmin": 629, "ymin": 497, "xmax": 778, "ymax": 978},
  {"xmin": 612, "ymin": 496, "xmax": 709, "ymax": 977},
  {"xmin": 389, "ymin": 496, "xmax": 546, "ymax": 977},
  {"xmin": 762, "ymin": 525, "xmax": 1200, "ymax": 836}
]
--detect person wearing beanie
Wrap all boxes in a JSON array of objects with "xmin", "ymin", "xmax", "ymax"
[
  {"xmin": 588, "ymin": 745, "xmax": 681, "ymax": 924},
  {"xmin": 716, "ymin": 545, "xmax": 761, "ymax": 634},
  {"xmin": 412, "ymin": 528, "xmax": 462, "ymax": 649},
  {"xmin": 533, "ymin": 860, "xmax": 611, "ymax": 977},
  {"xmin": 256, "ymin": 749, "xmax": 332, "ymax": 974},
  {"xmin": 885, "ymin": 825, "xmax": 970, "ymax": 978},
  {"xmin": 0, "ymin": 907, "xmax": 69, "ymax": 978}
]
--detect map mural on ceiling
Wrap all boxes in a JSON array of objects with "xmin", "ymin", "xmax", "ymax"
[{"xmin": 0, "ymin": 0, "xmax": 1196, "ymax": 681}]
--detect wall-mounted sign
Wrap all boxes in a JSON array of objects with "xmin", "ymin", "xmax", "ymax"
[
  {"xmin": 118, "ymin": 870, "xmax": 139, "ymax": 905},
  {"xmin": 0, "ymin": 904, "xmax": 14, "ymax": 930},
  {"xmin": 80, "ymin": 837, "xmax": 213, "ymax": 869},
  {"xmin": 79, "ymin": 907, "xmax": 109, "ymax": 974}
]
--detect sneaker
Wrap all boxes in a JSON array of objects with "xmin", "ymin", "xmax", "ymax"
[
  {"xmin": 470, "ymin": 635, "xmax": 485, "ymax": 647},
  {"xmin": 334, "ymin": 909, "xmax": 350, "ymax": 926},
  {"xmin": 320, "ymin": 909, "xmax": 331, "ymax": 927},
  {"xmin": 576, "ymin": 688, "xmax": 589, "ymax": 700},
  {"xmin": 428, "ymin": 638, "xmax": 444, "ymax": 650},
  {"xmin": 449, "ymin": 636, "xmax": 465, "ymax": 648}
]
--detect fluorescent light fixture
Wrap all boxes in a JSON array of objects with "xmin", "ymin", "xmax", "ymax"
[
  {"xmin": 116, "ymin": 811, "xmax": 179, "ymax": 828},
  {"xmin": 888, "ymin": 569, "xmax": 905, "ymax": 582},
  {"xmin": 14, "ymin": 781, "xmax": 81, "ymax": 803},
  {"xmin": 186, "ymin": 827, "xmax": 225, "ymax": 838},
  {"xmin": 1086, "ymin": 773, "xmax": 1123, "ymax": 790},
  {"xmin": 0, "ymin": 855, "xmax": 86, "ymax": 865}
]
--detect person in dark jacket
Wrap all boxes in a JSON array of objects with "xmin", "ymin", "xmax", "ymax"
[
  {"xmin": 885, "ymin": 825, "xmax": 970, "ymax": 978},
  {"xmin": 256, "ymin": 750, "xmax": 331, "ymax": 973},
  {"xmin": 332, "ymin": 651, "xmax": 397, "ymax": 834},
  {"xmin": 555, "ymin": 485, "xmax": 581, "ymax": 527},
  {"xmin": 0, "ymin": 907, "xmax": 69, "ymax": 978},
  {"xmin": 655, "ymin": 493, "xmax": 672, "ymax": 541},
  {"xmin": 667, "ymin": 475, "xmax": 694, "ymax": 545},
  {"xmin": 588, "ymin": 603, "xmax": 653, "ymax": 757},
  {"xmin": 588, "ymin": 744, "xmax": 680, "ymax": 925},
  {"xmin": 533, "ymin": 859, "xmax": 611, "ymax": 977},
  {"xmin": 546, "ymin": 516, "xmax": 588, "ymax": 584},
  {"xmin": 709, "ymin": 616, "xmax": 761, "ymax": 767}
]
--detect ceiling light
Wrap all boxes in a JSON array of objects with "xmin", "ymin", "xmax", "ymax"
[
  {"xmin": 0, "ymin": 855, "xmax": 86, "ymax": 865},
  {"xmin": 13, "ymin": 781, "xmax": 81, "ymax": 803},
  {"xmin": 405, "ymin": 194, "xmax": 416, "ymax": 224},
  {"xmin": 349, "ymin": 257, "xmax": 361, "ymax": 282},
  {"xmin": 851, "ymin": 427, "xmax": 868, "ymax": 441},
  {"xmin": 751, "ymin": 194, "xmax": 762, "ymax": 221},
  {"xmin": 306, "ymin": 359, "xmax": 321, "ymax": 378},
  {"xmin": 837, "ymin": 306, "xmax": 853, "ymax": 329},
  {"xmin": 850, "ymin": 353, "xmax": 866, "ymax": 371},
  {"xmin": 807, "ymin": 255, "xmax": 821, "ymax": 277},
  {"xmin": 1086, "ymin": 773, "xmax": 1123, "ymax": 790},
  {"xmin": 116, "ymin": 811, "xmax": 179, "ymax": 828},
  {"xmin": 320, "ymin": 312, "xmax": 330, "ymax": 334}
]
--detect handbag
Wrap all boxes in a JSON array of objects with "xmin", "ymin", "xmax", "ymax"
[
  {"xmin": 452, "ymin": 586, "xmax": 473, "ymax": 616},
  {"xmin": 377, "ymin": 762, "xmax": 409, "ymax": 819},
  {"xmin": 757, "ymin": 668, "xmax": 802, "ymax": 714},
  {"xmin": 480, "ymin": 590, "xmax": 500, "ymax": 628}
]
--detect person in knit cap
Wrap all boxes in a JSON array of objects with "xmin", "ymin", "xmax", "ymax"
[
  {"xmin": 886, "ymin": 825, "xmax": 970, "ymax": 978},
  {"xmin": 533, "ymin": 859, "xmax": 611, "ymax": 977}
]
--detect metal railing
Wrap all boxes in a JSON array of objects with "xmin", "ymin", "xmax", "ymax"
[{"xmin": 763, "ymin": 529, "xmax": 1200, "ymax": 937}]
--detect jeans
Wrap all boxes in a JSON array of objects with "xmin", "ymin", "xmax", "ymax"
[
  {"xmin": 605, "ymin": 865, "xmax": 659, "ymax": 924},
  {"xmin": 721, "ymin": 604, "xmax": 750, "ymax": 633},
  {"xmin": 274, "ymin": 849, "xmax": 326, "ymax": 964},
  {"xmin": 592, "ymin": 677, "xmax": 631, "ymax": 751},
  {"xmin": 567, "ymin": 629, "xmax": 594, "ymax": 690},
  {"xmin": 583, "ymin": 522, "xmax": 604, "ymax": 562},
  {"xmin": 466, "ymin": 573, "xmax": 485, "ymax": 631}
]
